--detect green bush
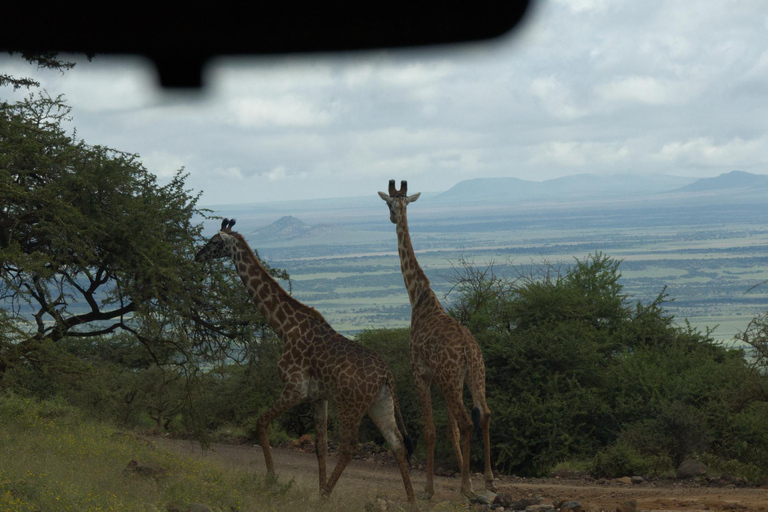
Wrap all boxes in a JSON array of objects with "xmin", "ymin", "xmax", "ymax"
[
  {"xmin": 0, "ymin": 392, "xmax": 81, "ymax": 428},
  {"xmin": 698, "ymin": 453, "xmax": 764, "ymax": 483},
  {"xmin": 447, "ymin": 253, "xmax": 768, "ymax": 477},
  {"xmin": 589, "ymin": 442, "xmax": 653, "ymax": 478}
]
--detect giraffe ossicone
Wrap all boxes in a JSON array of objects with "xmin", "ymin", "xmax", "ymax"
[
  {"xmin": 379, "ymin": 181, "xmax": 497, "ymax": 498},
  {"xmin": 196, "ymin": 218, "xmax": 416, "ymax": 507}
]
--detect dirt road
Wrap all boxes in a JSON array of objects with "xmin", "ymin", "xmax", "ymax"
[{"xmin": 154, "ymin": 438, "xmax": 768, "ymax": 511}]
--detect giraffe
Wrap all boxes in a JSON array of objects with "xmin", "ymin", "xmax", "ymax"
[
  {"xmin": 378, "ymin": 180, "xmax": 496, "ymax": 498},
  {"xmin": 195, "ymin": 218, "xmax": 416, "ymax": 506}
]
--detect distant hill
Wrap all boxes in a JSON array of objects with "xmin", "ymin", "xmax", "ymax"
[
  {"xmin": 436, "ymin": 177, "xmax": 539, "ymax": 202},
  {"xmin": 435, "ymin": 173, "xmax": 696, "ymax": 203},
  {"xmin": 674, "ymin": 170, "xmax": 768, "ymax": 192},
  {"xmin": 249, "ymin": 215, "xmax": 344, "ymax": 242}
]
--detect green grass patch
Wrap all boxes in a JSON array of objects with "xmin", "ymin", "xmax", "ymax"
[{"xmin": 0, "ymin": 394, "xmax": 388, "ymax": 512}]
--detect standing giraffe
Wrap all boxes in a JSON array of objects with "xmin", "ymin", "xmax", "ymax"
[
  {"xmin": 378, "ymin": 180, "xmax": 496, "ymax": 498},
  {"xmin": 195, "ymin": 218, "xmax": 416, "ymax": 506}
]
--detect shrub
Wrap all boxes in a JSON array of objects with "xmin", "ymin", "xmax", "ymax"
[
  {"xmin": 589, "ymin": 442, "xmax": 653, "ymax": 478},
  {"xmin": 698, "ymin": 453, "xmax": 764, "ymax": 483}
]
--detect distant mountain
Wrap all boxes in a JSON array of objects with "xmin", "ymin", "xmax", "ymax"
[
  {"xmin": 674, "ymin": 170, "xmax": 768, "ymax": 192},
  {"xmin": 250, "ymin": 215, "xmax": 344, "ymax": 242},
  {"xmin": 436, "ymin": 177, "xmax": 539, "ymax": 202},
  {"xmin": 547, "ymin": 173, "xmax": 696, "ymax": 196},
  {"xmin": 435, "ymin": 173, "xmax": 697, "ymax": 203}
]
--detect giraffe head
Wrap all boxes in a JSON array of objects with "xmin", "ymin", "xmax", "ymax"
[
  {"xmin": 378, "ymin": 179, "xmax": 421, "ymax": 224},
  {"xmin": 195, "ymin": 218, "xmax": 238, "ymax": 262}
]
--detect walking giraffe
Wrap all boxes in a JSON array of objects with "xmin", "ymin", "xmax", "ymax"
[
  {"xmin": 195, "ymin": 218, "xmax": 416, "ymax": 505},
  {"xmin": 379, "ymin": 180, "xmax": 496, "ymax": 498}
]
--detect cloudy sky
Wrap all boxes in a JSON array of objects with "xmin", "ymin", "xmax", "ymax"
[{"xmin": 3, "ymin": 0, "xmax": 768, "ymax": 205}]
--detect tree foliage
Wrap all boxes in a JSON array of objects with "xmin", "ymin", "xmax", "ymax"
[
  {"xmin": 1, "ymin": 51, "xmax": 79, "ymax": 90},
  {"xmin": 441, "ymin": 253, "xmax": 768, "ymax": 479},
  {"xmin": 0, "ymin": 91, "xmax": 290, "ymax": 435},
  {"xmin": 2, "ymin": 94, "xmax": 196, "ymax": 342}
]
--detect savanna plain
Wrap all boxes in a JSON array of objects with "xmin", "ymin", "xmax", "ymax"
[{"xmin": 230, "ymin": 183, "xmax": 768, "ymax": 343}]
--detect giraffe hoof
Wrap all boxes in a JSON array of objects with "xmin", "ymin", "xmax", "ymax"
[
  {"xmin": 486, "ymin": 480, "xmax": 498, "ymax": 492},
  {"xmin": 417, "ymin": 491, "xmax": 433, "ymax": 501}
]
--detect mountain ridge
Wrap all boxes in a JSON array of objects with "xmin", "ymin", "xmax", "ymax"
[
  {"xmin": 674, "ymin": 170, "xmax": 768, "ymax": 192},
  {"xmin": 434, "ymin": 171, "xmax": 768, "ymax": 203}
]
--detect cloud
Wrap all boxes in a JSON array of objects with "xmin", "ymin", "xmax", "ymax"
[
  {"xmin": 658, "ymin": 136, "xmax": 768, "ymax": 168},
  {"xmin": 213, "ymin": 167, "xmax": 245, "ymax": 179},
  {"xmin": 5, "ymin": 0, "xmax": 768, "ymax": 205},
  {"xmin": 142, "ymin": 150, "xmax": 187, "ymax": 179},
  {"xmin": 552, "ymin": 0, "xmax": 611, "ymax": 14},
  {"xmin": 263, "ymin": 165, "xmax": 289, "ymax": 181},
  {"xmin": 61, "ymin": 56, "xmax": 159, "ymax": 113},
  {"xmin": 348, "ymin": 127, "xmax": 478, "ymax": 152},
  {"xmin": 211, "ymin": 56, "xmax": 336, "ymax": 94},
  {"xmin": 343, "ymin": 58, "xmax": 455, "ymax": 88},
  {"xmin": 531, "ymin": 141, "xmax": 630, "ymax": 167},
  {"xmin": 640, "ymin": 34, "xmax": 694, "ymax": 62},
  {"xmin": 594, "ymin": 76, "xmax": 677, "ymax": 105},
  {"xmin": 530, "ymin": 76, "xmax": 586, "ymax": 119},
  {"xmin": 227, "ymin": 96, "xmax": 336, "ymax": 128}
]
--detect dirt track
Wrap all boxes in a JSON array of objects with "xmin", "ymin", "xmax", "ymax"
[{"xmin": 154, "ymin": 438, "xmax": 768, "ymax": 511}]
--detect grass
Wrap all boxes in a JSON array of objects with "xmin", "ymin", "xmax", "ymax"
[{"xmin": 0, "ymin": 394, "xmax": 412, "ymax": 512}]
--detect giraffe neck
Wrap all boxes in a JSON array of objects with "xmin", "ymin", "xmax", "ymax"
[
  {"xmin": 228, "ymin": 235, "xmax": 322, "ymax": 341},
  {"xmin": 395, "ymin": 202, "xmax": 432, "ymax": 306}
]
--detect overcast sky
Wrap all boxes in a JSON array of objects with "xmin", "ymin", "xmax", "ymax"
[{"xmin": 3, "ymin": 0, "xmax": 768, "ymax": 205}]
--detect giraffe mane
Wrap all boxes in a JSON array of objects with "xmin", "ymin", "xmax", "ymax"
[{"xmin": 228, "ymin": 231, "xmax": 326, "ymax": 323}]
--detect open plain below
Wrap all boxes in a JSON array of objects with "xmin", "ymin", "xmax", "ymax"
[{"xmin": 204, "ymin": 172, "xmax": 768, "ymax": 342}]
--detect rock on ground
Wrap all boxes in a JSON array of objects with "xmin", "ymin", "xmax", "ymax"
[
  {"xmin": 677, "ymin": 459, "xmax": 708, "ymax": 479},
  {"xmin": 616, "ymin": 500, "xmax": 637, "ymax": 512}
]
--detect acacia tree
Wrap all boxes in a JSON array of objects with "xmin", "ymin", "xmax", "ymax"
[
  {"xmin": 734, "ymin": 312, "xmax": 768, "ymax": 403},
  {"xmin": 1, "ymin": 51, "xmax": 78, "ymax": 90},
  {"xmin": 0, "ymin": 55, "xmax": 298, "ymax": 439},
  {"xmin": 0, "ymin": 92, "xmax": 281, "ymax": 383}
]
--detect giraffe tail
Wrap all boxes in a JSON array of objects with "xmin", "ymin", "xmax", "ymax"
[
  {"xmin": 472, "ymin": 406, "xmax": 482, "ymax": 440},
  {"xmin": 387, "ymin": 372, "xmax": 414, "ymax": 461}
]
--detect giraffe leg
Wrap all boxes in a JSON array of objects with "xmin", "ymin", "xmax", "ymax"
[
  {"xmin": 367, "ymin": 385, "xmax": 416, "ymax": 506},
  {"xmin": 443, "ymin": 387, "xmax": 474, "ymax": 497},
  {"xmin": 255, "ymin": 385, "xmax": 304, "ymax": 475},
  {"xmin": 446, "ymin": 408, "xmax": 463, "ymax": 471},
  {"xmin": 413, "ymin": 373, "xmax": 435, "ymax": 498},
  {"xmin": 320, "ymin": 406, "xmax": 364, "ymax": 498},
  {"xmin": 312, "ymin": 399, "xmax": 329, "ymax": 491},
  {"xmin": 467, "ymin": 360, "xmax": 496, "ymax": 491},
  {"xmin": 479, "ymin": 401, "xmax": 496, "ymax": 492}
]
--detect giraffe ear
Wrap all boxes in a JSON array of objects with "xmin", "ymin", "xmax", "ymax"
[
  {"xmin": 378, "ymin": 191, "xmax": 393, "ymax": 203},
  {"xmin": 406, "ymin": 192, "xmax": 421, "ymax": 203}
]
